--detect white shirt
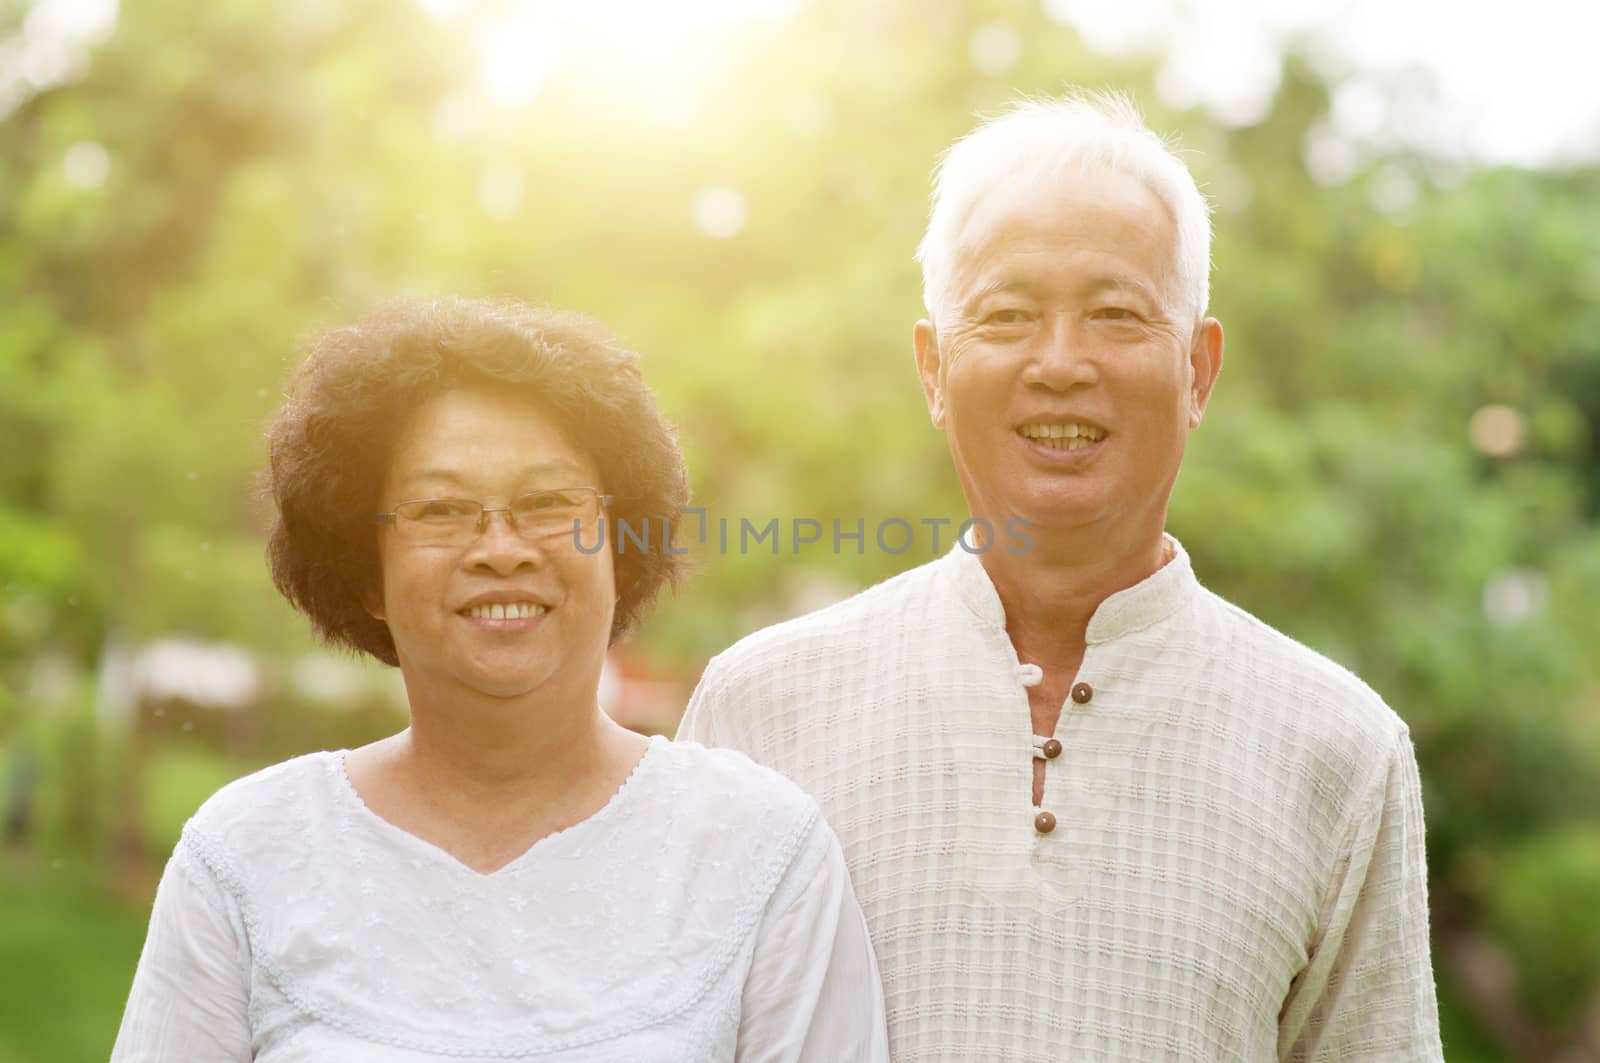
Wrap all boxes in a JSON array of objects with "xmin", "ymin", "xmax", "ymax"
[
  {"xmin": 111, "ymin": 735, "xmax": 889, "ymax": 1062},
  {"xmin": 678, "ymin": 537, "xmax": 1443, "ymax": 1062}
]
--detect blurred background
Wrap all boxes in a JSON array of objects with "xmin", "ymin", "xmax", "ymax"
[{"xmin": 3, "ymin": 0, "xmax": 1599, "ymax": 1059}]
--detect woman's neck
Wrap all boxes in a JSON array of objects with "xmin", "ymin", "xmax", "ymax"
[
  {"xmin": 403, "ymin": 695, "xmax": 646, "ymax": 807},
  {"xmin": 346, "ymin": 699, "xmax": 649, "ymax": 873}
]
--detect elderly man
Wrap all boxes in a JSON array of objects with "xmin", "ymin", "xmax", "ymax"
[{"xmin": 678, "ymin": 94, "xmax": 1442, "ymax": 1061}]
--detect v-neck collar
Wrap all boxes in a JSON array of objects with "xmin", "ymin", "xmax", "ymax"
[{"xmin": 327, "ymin": 733, "xmax": 664, "ymax": 879}]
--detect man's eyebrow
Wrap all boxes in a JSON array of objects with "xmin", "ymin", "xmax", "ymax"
[
  {"xmin": 960, "ymin": 278, "xmax": 1036, "ymax": 309},
  {"xmin": 1080, "ymin": 274, "xmax": 1161, "ymax": 302},
  {"xmin": 960, "ymin": 274, "xmax": 1162, "ymax": 309}
]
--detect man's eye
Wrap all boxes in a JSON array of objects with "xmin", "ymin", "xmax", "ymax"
[
  {"xmin": 983, "ymin": 309, "xmax": 1031, "ymax": 325},
  {"xmin": 1092, "ymin": 307, "xmax": 1139, "ymax": 321}
]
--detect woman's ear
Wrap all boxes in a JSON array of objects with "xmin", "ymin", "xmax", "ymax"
[{"xmin": 362, "ymin": 578, "xmax": 386, "ymax": 621}]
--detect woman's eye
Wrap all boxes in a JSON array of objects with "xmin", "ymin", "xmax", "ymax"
[
  {"xmin": 514, "ymin": 491, "xmax": 582, "ymax": 516},
  {"xmin": 405, "ymin": 499, "xmax": 477, "ymax": 522}
]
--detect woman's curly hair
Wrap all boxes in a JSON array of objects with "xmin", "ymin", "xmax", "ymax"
[{"xmin": 266, "ymin": 296, "xmax": 690, "ymax": 666}]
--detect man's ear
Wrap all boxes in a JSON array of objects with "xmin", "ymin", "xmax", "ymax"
[
  {"xmin": 913, "ymin": 319, "xmax": 946, "ymax": 428},
  {"xmin": 1187, "ymin": 317, "xmax": 1224, "ymax": 428}
]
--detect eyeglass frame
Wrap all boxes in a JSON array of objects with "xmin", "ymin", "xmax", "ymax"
[{"xmin": 372, "ymin": 487, "xmax": 613, "ymax": 544}]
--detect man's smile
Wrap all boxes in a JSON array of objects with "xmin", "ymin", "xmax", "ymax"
[{"xmin": 1016, "ymin": 421, "xmax": 1107, "ymax": 452}]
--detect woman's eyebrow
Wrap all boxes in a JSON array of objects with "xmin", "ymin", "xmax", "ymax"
[{"xmin": 399, "ymin": 461, "xmax": 587, "ymax": 489}]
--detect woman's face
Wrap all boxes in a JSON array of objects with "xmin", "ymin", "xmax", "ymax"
[{"xmin": 368, "ymin": 387, "xmax": 615, "ymax": 710}]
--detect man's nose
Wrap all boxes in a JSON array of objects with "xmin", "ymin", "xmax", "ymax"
[{"xmin": 1024, "ymin": 314, "xmax": 1098, "ymax": 390}]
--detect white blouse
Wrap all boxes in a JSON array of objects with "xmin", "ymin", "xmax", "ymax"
[{"xmin": 111, "ymin": 735, "xmax": 889, "ymax": 1062}]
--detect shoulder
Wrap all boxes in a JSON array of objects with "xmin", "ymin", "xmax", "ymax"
[
  {"xmin": 187, "ymin": 752, "xmax": 333, "ymax": 835},
  {"xmin": 697, "ymin": 557, "xmax": 944, "ymax": 693},
  {"xmin": 1199, "ymin": 587, "xmax": 1409, "ymax": 766},
  {"xmin": 655, "ymin": 739, "xmax": 821, "ymax": 833},
  {"xmin": 181, "ymin": 752, "xmax": 338, "ymax": 881},
  {"xmin": 628, "ymin": 741, "xmax": 832, "ymax": 962}
]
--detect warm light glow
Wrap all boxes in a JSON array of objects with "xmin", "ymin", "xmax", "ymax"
[
  {"xmin": 692, "ymin": 185, "xmax": 748, "ymax": 239},
  {"xmin": 1043, "ymin": 0, "xmax": 1600, "ymax": 164},
  {"xmin": 425, "ymin": 0, "xmax": 808, "ymax": 116},
  {"xmin": 63, "ymin": 140, "xmax": 110, "ymax": 188},
  {"xmin": 476, "ymin": 11, "xmax": 558, "ymax": 109},
  {"xmin": 476, "ymin": 165, "xmax": 525, "ymax": 219},
  {"xmin": 970, "ymin": 22, "xmax": 1022, "ymax": 78}
]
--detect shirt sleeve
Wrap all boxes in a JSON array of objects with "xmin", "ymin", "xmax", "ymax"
[
  {"xmin": 675, "ymin": 660, "xmax": 723, "ymax": 747},
  {"xmin": 737, "ymin": 816, "xmax": 890, "ymax": 1063},
  {"xmin": 110, "ymin": 838, "xmax": 254, "ymax": 1062},
  {"xmin": 1279, "ymin": 730, "xmax": 1444, "ymax": 1062}
]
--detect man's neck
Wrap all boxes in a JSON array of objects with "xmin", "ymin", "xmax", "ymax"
[{"xmin": 981, "ymin": 527, "xmax": 1173, "ymax": 674}]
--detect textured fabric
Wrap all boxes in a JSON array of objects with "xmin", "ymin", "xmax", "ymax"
[
  {"xmin": 112, "ymin": 736, "xmax": 889, "ymax": 1062},
  {"xmin": 678, "ymin": 537, "xmax": 1443, "ymax": 1062}
]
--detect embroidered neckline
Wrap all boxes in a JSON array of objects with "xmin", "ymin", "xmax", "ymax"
[{"xmin": 328, "ymin": 733, "xmax": 665, "ymax": 879}]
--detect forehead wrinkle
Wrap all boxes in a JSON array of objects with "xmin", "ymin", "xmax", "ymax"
[
  {"xmin": 955, "ymin": 261, "xmax": 1164, "ymax": 314},
  {"xmin": 957, "ymin": 276, "xmax": 1033, "ymax": 313},
  {"xmin": 1081, "ymin": 273, "xmax": 1164, "ymax": 306},
  {"xmin": 945, "ymin": 172, "xmax": 1186, "ymax": 310}
]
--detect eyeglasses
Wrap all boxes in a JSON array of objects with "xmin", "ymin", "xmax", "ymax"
[{"xmin": 374, "ymin": 487, "xmax": 611, "ymax": 546}]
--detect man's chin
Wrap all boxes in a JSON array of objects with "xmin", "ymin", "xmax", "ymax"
[{"xmin": 1001, "ymin": 493, "xmax": 1108, "ymax": 532}]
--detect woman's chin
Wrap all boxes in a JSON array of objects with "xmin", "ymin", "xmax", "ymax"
[{"xmin": 459, "ymin": 666, "xmax": 555, "ymax": 702}]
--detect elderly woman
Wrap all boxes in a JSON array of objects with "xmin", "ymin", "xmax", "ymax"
[{"xmin": 111, "ymin": 297, "xmax": 888, "ymax": 1061}]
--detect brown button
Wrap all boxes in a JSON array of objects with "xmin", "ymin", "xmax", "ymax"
[
  {"xmin": 1034, "ymin": 810, "xmax": 1057, "ymax": 834},
  {"xmin": 1070, "ymin": 682, "xmax": 1094, "ymax": 705},
  {"xmin": 1041, "ymin": 738, "xmax": 1063, "ymax": 759}
]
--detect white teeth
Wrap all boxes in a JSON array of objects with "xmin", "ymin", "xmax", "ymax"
[
  {"xmin": 462, "ymin": 602, "xmax": 547, "ymax": 620},
  {"xmin": 1018, "ymin": 422, "xmax": 1105, "ymax": 443}
]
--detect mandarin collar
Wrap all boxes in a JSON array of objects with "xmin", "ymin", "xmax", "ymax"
[{"xmin": 940, "ymin": 533, "xmax": 1198, "ymax": 644}]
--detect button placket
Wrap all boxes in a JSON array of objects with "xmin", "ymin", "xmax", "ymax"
[
  {"xmin": 1021, "ymin": 662, "xmax": 1067, "ymax": 834},
  {"xmin": 1026, "ymin": 669, "xmax": 1100, "ymax": 838}
]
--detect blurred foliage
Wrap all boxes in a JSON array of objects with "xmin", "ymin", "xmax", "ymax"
[
  {"xmin": 1489, "ymin": 828, "xmax": 1600, "ymax": 1029},
  {"xmin": 138, "ymin": 742, "xmax": 246, "ymax": 857},
  {"xmin": 1, "ymin": 0, "xmax": 1598, "ymax": 1059},
  {"xmin": 0, "ymin": 867, "xmax": 149, "ymax": 1063}
]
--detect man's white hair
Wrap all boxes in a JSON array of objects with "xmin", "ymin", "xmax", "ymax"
[{"xmin": 915, "ymin": 91, "xmax": 1212, "ymax": 327}]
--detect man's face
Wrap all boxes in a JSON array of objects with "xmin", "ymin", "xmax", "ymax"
[
  {"xmin": 914, "ymin": 169, "xmax": 1222, "ymax": 543},
  {"xmin": 369, "ymin": 387, "xmax": 616, "ymax": 708}
]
